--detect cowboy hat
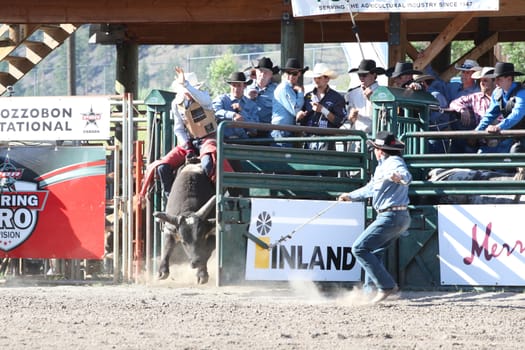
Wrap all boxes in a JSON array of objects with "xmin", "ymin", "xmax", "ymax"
[
  {"xmin": 225, "ymin": 71, "xmax": 253, "ymax": 85},
  {"xmin": 454, "ymin": 59, "xmax": 482, "ymax": 72},
  {"xmin": 387, "ymin": 62, "xmax": 422, "ymax": 78},
  {"xmin": 172, "ymin": 72, "xmax": 205, "ymax": 104},
  {"xmin": 366, "ymin": 131, "xmax": 405, "ymax": 151},
  {"xmin": 471, "ymin": 66, "xmax": 495, "ymax": 79},
  {"xmin": 280, "ymin": 58, "xmax": 308, "ymax": 73},
  {"xmin": 484, "ymin": 62, "xmax": 524, "ymax": 78},
  {"xmin": 253, "ymin": 57, "xmax": 279, "ymax": 74},
  {"xmin": 304, "ymin": 62, "xmax": 338, "ymax": 79},
  {"xmin": 413, "ymin": 74, "xmax": 435, "ymax": 83},
  {"xmin": 348, "ymin": 59, "xmax": 386, "ymax": 75}
]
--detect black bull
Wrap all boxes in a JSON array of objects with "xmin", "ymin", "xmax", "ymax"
[{"xmin": 153, "ymin": 163, "xmax": 216, "ymax": 284}]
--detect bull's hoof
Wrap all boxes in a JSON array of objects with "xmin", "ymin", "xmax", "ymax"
[
  {"xmin": 158, "ymin": 271, "xmax": 170, "ymax": 280},
  {"xmin": 197, "ymin": 270, "xmax": 209, "ymax": 284}
]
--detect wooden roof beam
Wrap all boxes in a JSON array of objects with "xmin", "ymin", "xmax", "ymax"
[{"xmin": 414, "ymin": 13, "xmax": 474, "ymax": 71}]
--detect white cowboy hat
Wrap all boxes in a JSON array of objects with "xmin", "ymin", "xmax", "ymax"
[
  {"xmin": 454, "ymin": 59, "xmax": 482, "ymax": 72},
  {"xmin": 471, "ymin": 66, "xmax": 495, "ymax": 79},
  {"xmin": 304, "ymin": 63, "xmax": 338, "ymax": 80}
]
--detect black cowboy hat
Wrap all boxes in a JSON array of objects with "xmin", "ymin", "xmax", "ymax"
[
  {"xmin": 485, "ymin": 62, "xmax": 524, "ymax": 78},
  {"xmin": 254, "ymin": 57, "xmax": 280, "ymax": 74},
  {"xmin": 386, "ymin": 62, "xmax": 422, "ymax": 78},
  {"xmin": 366, "ymin": 131, "xmax": 405, "ymax": 151},
  {"xmin": 349, "ymin": 59, "xmax": 386, "ymax": 75},
  {"xmin": 225, "ymin": 71, "xmax": 253, "ymax": 85},
  {"xmin": 280, "ymin": 58, "xmax": 308, "ymax": 73}
]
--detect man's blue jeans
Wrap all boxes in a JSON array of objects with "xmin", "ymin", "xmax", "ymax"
[{"xmin": 352, "ymin": 210, "xmax": 411, "ymax": 291}]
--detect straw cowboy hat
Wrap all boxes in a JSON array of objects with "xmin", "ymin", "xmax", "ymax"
[
  {"xmin": 366, "ymin": 131, "xmax": 405, "ymax": 151},
  {"xmin": 253, "ymin": 57, "xmax": 279, "ymax": 74},
  {"xmin": 348, "ymin": 59, "xmax": 386, "ymax": 75},
  {"xmin": 484, "ymin": 62, "xmax": 524, "ymax": 78},
  {"xmin": 454, "ymin": 59, "xmax": 482, "ymax": 72},
  {"xmin": 172, "ymin": 72, "xmax": 205, "ymax": 104},
  {"xmin": 471, "ymin": 66, "xmax": 495, "ymax": 79},
  {"xmin": 280, "ymin": 58, "xmax": 309, "ymax": 73},
  {"xmin": 225, "ymin": 71, "xmax": 253, "ymax": 85},
  {"xmin": 304, "ymin": 62, "xmax": 338, "ymax": 79},
  {"xmin": 386, "ymin": 62, "xmax": 422, "ymax": 78},
  {"xmin": 413, "ymin": 74, "xmax": 435, "ymax": 83}
]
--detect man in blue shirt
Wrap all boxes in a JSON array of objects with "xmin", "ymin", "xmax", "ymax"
[
  {"xmin": 338, "ymin": 131, "xmax": 412, "ymax": 304},
  {"xmin": 245, "ymin": 57, "xmax": 279, "ymax": 137},
  {"xmin": 475, "ymin": 62, "xmax": 525, "ymax": 153},
  {"xmin": 213, "ymin": 71, "xmax": 259, "ymax": 140}
]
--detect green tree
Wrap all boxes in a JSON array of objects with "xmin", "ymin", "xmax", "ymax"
[{"xmin": 206, "ymin": 52, "xmax": 236, "ymax": 98}]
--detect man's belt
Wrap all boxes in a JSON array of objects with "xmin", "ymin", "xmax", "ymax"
[{"xmin": 377, "ymin": 206, "xmax": 407, "ymax": 213}]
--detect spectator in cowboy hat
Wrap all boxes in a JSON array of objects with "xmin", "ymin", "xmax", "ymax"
[
  {"xmin": 337, "ymin": 131, "xmax": 411, "ymax": 304},
  {"xmin": 271, "ymin": 58, "xmax": 309, "ymax": 147},
  {"xmin": 213, "ymin": 71, "xmax": 259, "ymax": 140},
  {"xmin": 449, "ymin": 67, "xmax": 496, "ymax": 153},
  {"xmin": 297, "ymin": 62, "xmax": 346, "ymax": 151},
  {"xmin": 386, "ymin": 61, "xmax": 422, "ymax": 88},
  {"xmin": 342, "ymin": 59, "xmax": 387, "ymax": 152},
  {"xmin": 446, "ymin": 59, "xmax": 482, "ymax": 102},
  {"xmin": 245, "ymin": 57, "xmax": 280, "ymax": 137},
  {"xmin": 475, "ymin": 62, "xmax": 525, "ymax": 154}
]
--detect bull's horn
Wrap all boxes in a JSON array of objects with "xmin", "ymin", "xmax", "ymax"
[{"xmin": 195, "ymin": 195, "xmax": 216, "ymax": 219}]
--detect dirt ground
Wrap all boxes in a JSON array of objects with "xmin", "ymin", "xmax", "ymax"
[{"xmin": 1, "ymin": 260, "xmax": 525, "ymax": 350}]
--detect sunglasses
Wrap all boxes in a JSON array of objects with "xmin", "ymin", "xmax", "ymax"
[
  {"xmin": 358, "ymin": 73, "xmax": 369, "ymax": 78},
  {"xmin": 288, "ymin": 71, "xmax": 300, "ymax": 76}
]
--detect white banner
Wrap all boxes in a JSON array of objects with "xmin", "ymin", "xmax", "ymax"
[
  {"xmin": 292, "ymin": 0, "xmax": 499, "ymax": 16},
  {"xmin": 245, "ymin": 198, "xmax": 364, "ymax": 282},
  {"xmin": 0, "ymin": 96, "xmax": 112, "ymax": 141},
  {"xmin": 438, "ymin": 204, "xmax": 525, "ymax": 286}
]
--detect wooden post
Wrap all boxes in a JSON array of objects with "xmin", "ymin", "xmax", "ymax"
[
  {"xmin": 280, "ymin": 12, "xmax": 304, "ymax": 74},
  {"xmin": 116, "ymin": 41, "xmax": 138, "ymax": 96}
]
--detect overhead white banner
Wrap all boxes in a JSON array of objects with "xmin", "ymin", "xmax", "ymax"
[
  {"xmin": 292, "ymin": 0, "xmax": 499, "ymax": 16},
  {"xmin": 438, "ymin": 204, "xmax": 525, "ymax": 286},
  {"xmin": 245, "ymin": 198, "xmax": 364, "ymax": 282},
  {"xmin": 0, "ymin": 96, "xmax": 112, "ymax": 141}
]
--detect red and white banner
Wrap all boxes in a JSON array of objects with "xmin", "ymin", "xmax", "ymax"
[
  {"xmin": 0, "ymin": 146, "xmax": 106, "ymax": 259},
  {"xmin": 438, "ymin": 204, "xmax": 525, "ymax": 286},
  {"xmin": 0, "ymin": 96, "xmax": 112, "ymax": 141},
  {"xmin": 246, "ymin": 198, "xmax": 364, "ymax": 282},
  {"xmin": 292, "ymin": 0, "xmax": 499, "ymax": 16}
]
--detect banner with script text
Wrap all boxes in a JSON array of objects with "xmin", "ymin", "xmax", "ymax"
[
  {"xmin": 0, "ymin": 146, "xmax": 106, "ymax": 259},
  {"xmin": 438, "ymin": 204, "xmax": 525, "ymax": 286},
  {"xmin": 246, "ymin": 198, "xmax": 364, "ymax": 282},
  {"xmin": 292, "ymin": 0, "xmax": 499, "ymax": 16},
  {"xmin": 0, "ymin": 96, "xmax": 112, "ymax": 141}
]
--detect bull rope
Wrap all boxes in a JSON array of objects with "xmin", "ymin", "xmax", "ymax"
[
  {"xmin": 348, "ymin": 6, "xmax": 365, "ymax": 59},
  {"xmin": 267, "ymin": 200, "xmax": 340, "ymax": 250}
]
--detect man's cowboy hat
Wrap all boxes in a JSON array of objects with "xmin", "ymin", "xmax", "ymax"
[
  {"xmin": 413, "ymin": 74, "xmax": 435, "ymax": 83},
  {"xmin": 386, "ymin": 62, "xmax": 422, "ymax": 78},
  {"xmin": 225, "ymin": 71, "xmax": 253, "ymax": 85},
  {"xmin": 253, "ymin": 57, "xmax": 279, "ymax": 74},
  {"xmin": 172, "ymin": 72, "xmax": 205, "ymax": 104},
  {"xmin": 484, "ymin": 62, "xmax": 524, "ymax": 78},
  {"xmin": 454, "ymin": 59, "xmax": 482, "ymax": 72},
  {"xmin": 471, "ymin": 66, "xmax": 495, "ymax": 79},
  {"xmin": 366, "ymin": 131, "xmax": 405, "ymax": 151},
  {"xmin": 280, "ymin": 58, "xmax": 309, "ymax": 73},
  {"xmin": 304, "ymin": 62, "xmax": 338, "ymax": 79},
  {"xmin": 348, "ymin": 59, "xmax": 386, "ymax": 75}
]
